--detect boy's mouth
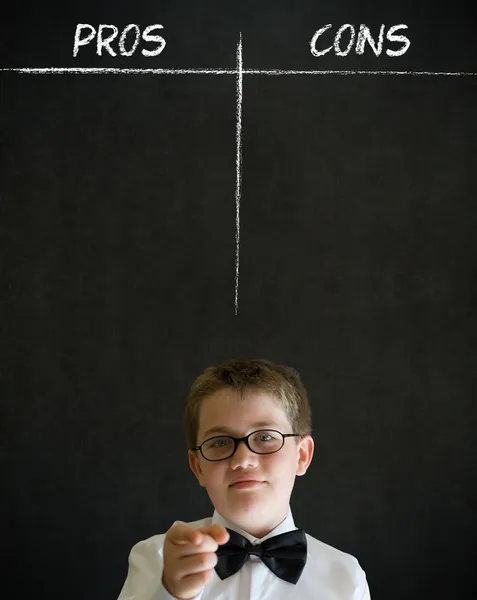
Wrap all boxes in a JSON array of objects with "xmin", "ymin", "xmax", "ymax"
[
  {"xmin": 230, "ymin": 480, "xmax": 265, "ymax": 490},
  {"xmin": 230, "ymin": 475, "xmax": 263, "ymax": 486}
]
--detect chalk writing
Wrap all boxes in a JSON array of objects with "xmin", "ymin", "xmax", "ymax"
[
  {"xmin": 73, "ymin": 24, "xmax": 166, "ymax": 57},
  {"xmin": 310, "ymin": 24, "xmax": 410, "ymax": 58}
]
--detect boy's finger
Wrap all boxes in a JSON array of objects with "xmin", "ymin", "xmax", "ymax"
[
  {"xmin": 168, "ymin": 523, "xmax": 203, "ymax": 546},
  {"xmin": 196, "ymin": 524, "xmax": 230, "ymax": 544}
]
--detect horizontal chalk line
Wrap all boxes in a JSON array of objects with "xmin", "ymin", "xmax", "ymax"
[
  {"xmin": 1, "ymin": 67, "xmax": 476, "ymax": 76},
  {"xmin": 0, "ymin": 67, "xmax": 234, "ymax": 75},
  {"xmin": 246, "ymin": 69, "xmax": 477, "ymax": 76}
]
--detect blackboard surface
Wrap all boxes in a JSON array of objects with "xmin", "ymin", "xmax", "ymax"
[{"xmin": 1, "ymin": 2, "xmax": 476, "ymax": 599}]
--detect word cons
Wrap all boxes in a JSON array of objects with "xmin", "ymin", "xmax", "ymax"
[
  {"xmin": 73, "ymin": 24, "xmax": 166, "ymax": 57},
  {"xmin": 310, "ymin": 24, "xmax": 411, "ymax": 57}
]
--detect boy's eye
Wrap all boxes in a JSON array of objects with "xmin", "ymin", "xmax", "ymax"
[{"xmin": 209, "ymin": 437, "xmax": 233, "ymax": 449}]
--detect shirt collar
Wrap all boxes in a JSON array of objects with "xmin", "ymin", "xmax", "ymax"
[{"xmin": 211, "ymin": 505, "xmax": 297, "ymax": 545}]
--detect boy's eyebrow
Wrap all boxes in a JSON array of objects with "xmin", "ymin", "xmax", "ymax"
[{"xmin": 203, "ymin": 422, "xmax": 279, "ymax": 438}]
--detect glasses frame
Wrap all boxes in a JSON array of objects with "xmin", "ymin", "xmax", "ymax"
[{"xmin": 191, "ymin": 429, "xmax": 302, "ymax": 462}]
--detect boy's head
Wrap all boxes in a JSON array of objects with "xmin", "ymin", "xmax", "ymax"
[{"xmin": 186, "ymin": 358, "xmax": 314, "ymax": 538}]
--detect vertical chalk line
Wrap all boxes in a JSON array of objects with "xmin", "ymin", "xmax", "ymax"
[{"xmin": 235, "ymin": 33, "xmax": 243, "ymax": 316}]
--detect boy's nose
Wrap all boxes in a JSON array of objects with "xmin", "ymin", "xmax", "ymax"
[{"xmin": 230, "ymin": 439, "xmax": 259, "ymax": 465}]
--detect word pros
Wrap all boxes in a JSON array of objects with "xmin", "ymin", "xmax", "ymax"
[
  {"xmin": 73, "ymin": 24, "xmax": 166, "ymax": 57},
  {"xmin": 310, "ymin": 24, "xmax": 410, "ymax": 57}
]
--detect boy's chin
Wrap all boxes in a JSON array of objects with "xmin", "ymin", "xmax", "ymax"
[{"xmin": 225, "ymin": 486, "xmax": 269, "ymax": 509}]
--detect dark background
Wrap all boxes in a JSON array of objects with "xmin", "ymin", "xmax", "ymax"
[{"xmin": 1, "ymin": 1, "xmax": 476, "ymax": 598}]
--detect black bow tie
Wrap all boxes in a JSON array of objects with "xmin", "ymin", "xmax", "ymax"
[{"xmin": 215, "ymin": 527, "xmax": 307, "ymax": 585}]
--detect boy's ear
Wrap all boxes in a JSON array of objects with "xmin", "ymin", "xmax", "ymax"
[
  {"xmin": 296, "ymin": 435, "xmax": 314, "ymax": 476},
  {"xmin": 188, "ymin": 449, "xmax": 206, "ymax": 486}
]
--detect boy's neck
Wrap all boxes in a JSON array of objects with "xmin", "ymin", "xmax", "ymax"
[{"xmin": 213, "ymin": 506, "xmax": 292, "ymax": 541}]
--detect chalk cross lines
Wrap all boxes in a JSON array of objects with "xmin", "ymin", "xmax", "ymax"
[{"xmin": 1, "ymin": 33, "xmax": 476, "ymax": 314}]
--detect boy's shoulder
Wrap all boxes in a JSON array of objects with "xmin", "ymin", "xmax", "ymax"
[{"xmin": 306, "ymin": 529, "xmax": 359, "ymax": 560}]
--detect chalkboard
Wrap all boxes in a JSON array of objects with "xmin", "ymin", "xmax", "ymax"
[{"xmin": 1, "ymin": 2, "xmax": 476, "ymax": 599}]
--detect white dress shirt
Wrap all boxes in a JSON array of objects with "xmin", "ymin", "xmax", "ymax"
[{"xmin": 117, "ymin": 505, "xmax": 371, "ymax": 600}]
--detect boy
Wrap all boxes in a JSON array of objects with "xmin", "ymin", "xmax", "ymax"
[{"xmin": 117, "ymin": 358, "xmax": 371, "ymax": 599}]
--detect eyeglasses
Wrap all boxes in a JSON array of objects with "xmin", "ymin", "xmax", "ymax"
[{"xmin": 191, "ymin": 429, "xmax": 301, "ymax": 462}]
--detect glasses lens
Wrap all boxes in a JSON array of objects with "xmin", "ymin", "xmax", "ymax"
[
  {"xmin": 202, "ymin": 430, "xmax": 283, "ymax": 461},
  {"xmin": 202, "ymin": 436, "xmax": 234, "ymax": 461},
  {"xmin": 249, "ymin": 430, "xmax": 283, "ymax": 454}
]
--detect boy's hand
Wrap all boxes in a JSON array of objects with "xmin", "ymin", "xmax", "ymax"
[{"xmin": 162, "ymin": 523, "xmax": 230, "ymax": 600}]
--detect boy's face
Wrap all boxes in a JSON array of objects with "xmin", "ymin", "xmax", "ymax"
[{"xmin": 188, "ymin": 387, "xmax": 314, "ymax": 539}]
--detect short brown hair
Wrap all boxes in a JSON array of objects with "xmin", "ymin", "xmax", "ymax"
[{"xmin": 184, "ymin": 358, "xmax": 312, "ymax": 450}]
